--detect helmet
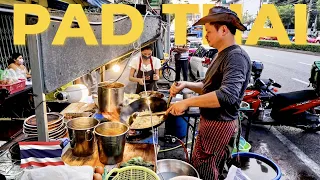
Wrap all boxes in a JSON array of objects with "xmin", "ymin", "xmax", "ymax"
[{"xmin": 251, "ymin": 61, "xmax": 264, "ymax": 78}]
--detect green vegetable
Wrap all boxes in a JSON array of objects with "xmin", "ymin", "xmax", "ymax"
[{"xmin": 120, "ymin": 157, "xmax": 154, "ymax": 170}]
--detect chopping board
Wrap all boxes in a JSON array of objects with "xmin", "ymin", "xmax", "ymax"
[{"xmin": 62, "ymin": 143, "xmax": 156, "ymax": 168}]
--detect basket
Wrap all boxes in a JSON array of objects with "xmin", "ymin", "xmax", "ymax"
[
  {"xmin": 105, "ymin": 166, "xmax": 160, "ymax": 180},
  {"xmin": 0, "ymin": 79, "xmax": 26, "ymax": 94},
  {"xmin": 232, "ymin": 136, "xmax": 251, "ymax": 153}
]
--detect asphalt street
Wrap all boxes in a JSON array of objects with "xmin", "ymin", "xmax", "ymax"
[{"xmin": 241, "ymin": 46, "xmax": 320, "ymax": 180}]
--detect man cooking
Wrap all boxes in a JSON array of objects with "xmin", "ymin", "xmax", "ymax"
[
  {"xmin": 166, "ymin": 6, "xmax": 251, "ymax": 180},
  {"xmin": 129, "ymin": 45, "xmax": 161, "ymax": 94}
]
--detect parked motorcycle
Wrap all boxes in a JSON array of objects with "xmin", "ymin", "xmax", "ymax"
[{"xmin": 242, "ymin": 61, "xmax": 320, "ymax": 132}]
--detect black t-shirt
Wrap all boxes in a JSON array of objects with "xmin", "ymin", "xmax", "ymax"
[{"xmin": 200, "ymin": 45, "xmax": 251, "ymax": 121}]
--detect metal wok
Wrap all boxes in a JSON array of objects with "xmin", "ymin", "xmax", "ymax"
[
  {"xmin": 120, "ymin": 97, "xmax": 169, "ymax": 131},
  {"xmin": 139, "ymin": 91, "xmax": 165, "ymax": 99}
]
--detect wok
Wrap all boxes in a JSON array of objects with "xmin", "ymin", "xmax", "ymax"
[
  {"xmin": 120, "ymin": 97, "xmax": 169, "ymax": 131},
  {"xmin": 139, "ymin": 91, "xmax": 165, "ymax": 99}
]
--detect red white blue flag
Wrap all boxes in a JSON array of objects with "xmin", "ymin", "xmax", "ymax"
[{"xmin": 18, "ymin": 141, "xmax": 65, "ymax": 168}]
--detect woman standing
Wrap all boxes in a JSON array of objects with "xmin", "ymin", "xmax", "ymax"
[
  {"xmin": 8, "ymin": 52, "xmax": 31, "ymax": 79},
  {"xmin": 129, "ymin": 45, "xmax": 161, "ymax": 94}
]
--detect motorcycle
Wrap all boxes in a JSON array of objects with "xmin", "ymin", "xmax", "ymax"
[{"xmin": 242, "ymin": 61, "xmax": 320, "ymax": 134}]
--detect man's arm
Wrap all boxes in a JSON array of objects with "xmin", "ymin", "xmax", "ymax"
[
  {"xmin": 184, "ymin": 53, "xmax": 249, "ymax": 108},
  {"xmin": 185, "ymin": 81, "xmax": 204, "ymax": 94},
  {"xmin": 175, "ymin": 47, "xmax": 189, "ymax": 53}
]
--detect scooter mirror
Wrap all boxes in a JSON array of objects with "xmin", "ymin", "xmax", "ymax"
[{"xmin": 273, "ymin": 83, "xmax": 281, "ymax": 88}]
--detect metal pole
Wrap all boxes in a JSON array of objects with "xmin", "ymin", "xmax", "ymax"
[
  {"xmin": 307, "ymin": 0, "xmax": 314, "ymax": 32},
  {"xmin": 164, "ymin": 14, "xmax": 170, "ymax": 54},
  {"xmin": 27, "ymin": 34, "xmax": 49, "ymax": 142}
]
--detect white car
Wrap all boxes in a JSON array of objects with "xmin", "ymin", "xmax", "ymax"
[
  {"xmin": 187, "ymin": 33, "xmax": 201, "ymax": 42},
  {"xmin": 189, "ymin": 46, "xmax": 218, "ymax": 81}
]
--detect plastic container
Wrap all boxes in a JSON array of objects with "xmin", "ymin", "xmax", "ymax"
[
  {"xmin": 0, "ymin": 79, "xmax": 26, "ymax": 94},
  {"xmin": 231, "ymin": 152, "xmax": 282, "ymax": 180},
  {"xmin": 165, "ymin": 115, "xmax": 188, "ymax": 139},
  {"xmin": 105, "ymin": 166, "xmax": 160, "ymax": 180},
  {"xmin": 232, "ymin": 136, "xmax": 251, "ymax": 153}
]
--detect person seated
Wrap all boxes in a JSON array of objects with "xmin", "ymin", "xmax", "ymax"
[{"xmin": 7, "ymin": 52, "xmax": 31, "ymax": 79}]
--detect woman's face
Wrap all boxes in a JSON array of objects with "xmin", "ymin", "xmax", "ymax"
[
  {"xmin": 14, "ymin": 55, "xmax": 23, "ymax": 65},
  {"xmin": 141, "ymin": 49, "xmax": 152, "ymax": 60}
]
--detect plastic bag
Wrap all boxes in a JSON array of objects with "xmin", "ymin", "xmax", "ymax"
[
  {"xmin": 1, "ymin": 69, "xmax": 19, "ymax": 85},
  {"xmin": 225, "ymin": 165, "xmax": 251, "ymax": 180},
  {"xmin": 20, "ymin": 165, "xmax": 94, "ymax": 180}
]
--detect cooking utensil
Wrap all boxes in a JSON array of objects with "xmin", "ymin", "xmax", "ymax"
[
  {"xmin": 66, "ymin": 117, "xmax": 99, "ymax": 157},
  {"xmin": 120, "ymin": 97, "xmax": 169, "ymax": 131},
  {"xmin": 167, "ymin": 82, "xmax": 178, "ymax": 108},
  {"xmin": 133, "ymin": 111, "xmax": 166, "ymax": 118},
  {"xmin": 156, "ymin": 159, "xmax": 200, "ymax": 180},
  {"xmin": 94, "ymin": 122, "xmax": 129, "ymax": 165},
  {"xmin": 98, "ymin": 81, "xmax": 125, "ymax": 113}
]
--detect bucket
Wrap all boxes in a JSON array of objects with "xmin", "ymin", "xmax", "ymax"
[
  {"xmin": 66, "ymin": 117, "xmax": 99, "ymax": 157},
  {"xmin": 157, "ymin": 159, "xmax": 200, "ymax": 180},
  {"xmin": 98, "ymin": 81, "xmax": 124, "ymax": 113},
  {"xmin": 165, "ymin": 116, "xmax": 188, "ymax": 139},
  {"xmin": 9, "ymin": 137, "xmax": 38, "ymax": 163},
  {"xmin": 232, "ymin": 136, "xmax": 251, "ymax": 153},
  {"xmin": 94, "ymin": 122, "xmax": 129, "ymax": 165},
  {"xmin": 230, "ymin": 152, "xmax": 282, "ymax": 180}
]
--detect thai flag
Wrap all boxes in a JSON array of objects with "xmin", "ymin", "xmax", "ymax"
[{"xmin": 18, "ymin": 141, "xmax": 65, "ymax": 168}]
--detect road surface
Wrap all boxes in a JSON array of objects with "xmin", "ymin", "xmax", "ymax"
[{"xmin": 241, "ymin": 46, "xmax": 320, "ymax": 180}]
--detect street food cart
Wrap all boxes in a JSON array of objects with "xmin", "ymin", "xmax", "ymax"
[{"xmin": 0, "ymin": 3, "xmax": 202, "ymax": 180}]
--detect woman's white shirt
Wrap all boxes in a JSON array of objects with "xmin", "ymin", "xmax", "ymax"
[{"xmin": 129, "ymin": 56, "xmax": 161, "ymax": 72}]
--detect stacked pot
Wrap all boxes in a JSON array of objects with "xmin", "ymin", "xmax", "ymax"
[{"xmin": 66, "ymin": 118, "xmax": 129, "ymax": 165}]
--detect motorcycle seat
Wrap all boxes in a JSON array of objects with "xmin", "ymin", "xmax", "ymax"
[{"xmin": 272, "ymin": 90, "xmax": 318, "ymax": 110}]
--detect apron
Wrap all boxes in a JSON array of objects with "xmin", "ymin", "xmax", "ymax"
[
  {"xmin": 135, "ymin": 57, "xmax": 156, "ymax": 94},
  {"xmin": 192, "ymin": 117, "xmax": 239, "ymax": 180}
]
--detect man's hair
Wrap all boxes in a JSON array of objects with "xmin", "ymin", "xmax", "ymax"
[
  {"xmin": 141, "ymin": 45, "xmax": 153, "ymax": 51},
  {"xmin": 210, "ymin": 22, "xmax": 237, "ymax": 35}
]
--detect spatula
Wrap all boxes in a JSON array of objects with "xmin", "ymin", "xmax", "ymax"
[{"xmin": 167, "ymin": 82, "xmax": 178, "ymax": 108}]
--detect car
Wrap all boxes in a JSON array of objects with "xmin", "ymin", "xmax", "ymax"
[
  {"xmin": 189, "ymin": 45, "xmax": 218, "ymax": 81},
  {"xmin": 188, "ymin": 41, "xmax": 202, "ymax": 55},
  {"xmin": 259, "ymin": 36, "xmax": 278, "ymax": 40},
  {"xmin": 292, "ymin": 34, "xmax": 318, "ymax": 43},
  {"xmin": 187, "ymin": 33, "xmax": 201, "ymax": 42}
]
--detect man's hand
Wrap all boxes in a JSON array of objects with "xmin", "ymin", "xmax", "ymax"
[
  {"xmin": 170, "ymin": 81, "xmax": 187, "ymax": 97},
  {"xmin": 138, "ymin": 78, "xmax": 144, "ymax": 85},
  {"xmin": 153, "ymin": 74, "xmax": 159, "ymax": 80},
  {"xmin": 166, "ymin": 101, "xmax": 189, "ymax": 116}
]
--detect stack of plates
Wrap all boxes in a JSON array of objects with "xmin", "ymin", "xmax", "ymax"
[{"xmin": 23, "ymin": 112, "xmax": 67, "ymax": 139}]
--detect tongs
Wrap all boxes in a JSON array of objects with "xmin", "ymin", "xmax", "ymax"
[{"xmin": 133, "ymin": 111, "xmax": 166, "ymax": 118}]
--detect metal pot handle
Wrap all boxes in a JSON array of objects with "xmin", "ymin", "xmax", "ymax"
[
  {"xmin": 85, "ymin": 130, "xmax": 93, "ymax": 141},
  {"xmin": 69, "ymin": 130, "xmax": 76, "ymax": 149}
]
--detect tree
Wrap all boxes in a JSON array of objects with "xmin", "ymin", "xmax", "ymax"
[
  {"xmin": 243, "ymin": 12, "xmax": 255, "ymax": 24},
  {"xmin": 276, "ymin": 4, "xmax": 295, "ymax": 28}
]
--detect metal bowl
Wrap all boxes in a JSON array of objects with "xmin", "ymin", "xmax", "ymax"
[{"xmin": 156, "ymin": 159, "xmax": 200, "ymax": 180}]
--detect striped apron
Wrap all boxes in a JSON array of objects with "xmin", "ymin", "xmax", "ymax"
[{"xmin": 192, "ymin": 117, "xmax": 238, "ymax": 180}]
